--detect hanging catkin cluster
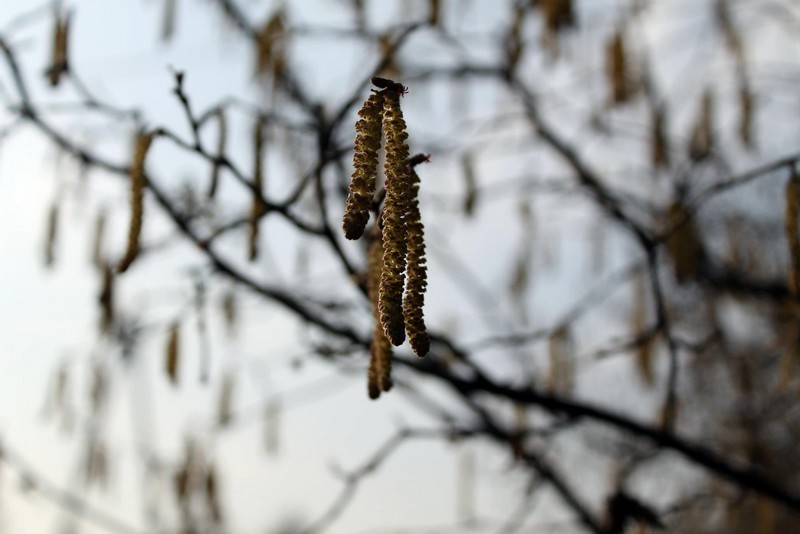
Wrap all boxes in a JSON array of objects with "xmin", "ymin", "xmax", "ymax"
[{"xmin": 342, "ymin": 78, "xmax": 430, "ymax": 397}]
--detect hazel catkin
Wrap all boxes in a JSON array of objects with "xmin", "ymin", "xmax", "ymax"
[
  {"xmin": 343, "ymin": 92, "xmax": 384, "ymax": 240},
  {"xmin": 117, "ymin": 132, "xmax": 153, "ymax": 273},
  {"xmin": 378, "ymin": 88, "xmax": 412, "ymax": 346},
  {"xmin": 403, "ymin": 164, "xmax": 430, "ymax": 357},
  {"xmin": 343, "ymin": 79, "xmax": 432, "ymax": 397},
  {"xmin": 367, "ymin": 226, "xmax": 393, "ymax": 398}
]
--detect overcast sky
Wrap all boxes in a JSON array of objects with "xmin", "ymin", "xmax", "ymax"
[{"xmin": 2, "ymin": 1, "xmax": 798, "ymax": 533}]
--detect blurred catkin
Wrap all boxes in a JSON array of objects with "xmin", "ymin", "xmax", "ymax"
[
  {"xmin": 118, "ymin": 132, "xmax": 153, "ymax": 273},
  {"xmin": 91, "ymin": 209, "xmax": 107, "ymax": 269},
  {"xmin": 739, "ymin": 81, "xmax": 754, "ymax": 149},
  {"xmin": 205, "ymin": 463, "xmax": 223, "ymax": 523},
  {"xmin": 688, "ymin": 89, "xmax": 714, "ymax": 161},
  {"xmin": 43, "ymin": 201, "xmax": 59, "ymax": 268},
  {"xmin": 221, "ymin": 286, "xmax": 238, "ymax": 337},
  {"xmin": 650, "ymin": 104, "xmax": 669, "ymax": 170},
  {"xmin": 98, "ymin": 262, "xmax": 115, "ymax": 334},
  {"xmin": 255, "ymin": 10, "xmax": 286, "ymax": 81},
  {"xmin": 607, "ymin": 30, "xmax": 630, "ymax": 104},
  {"xmin": 548, "ymin": 326, "xmax": 574, "ymax": 394},
  {"xmin": 161, "ymin": 0, "xmax": 177, "ymax": 43},
  {"xmin": 249, "ymin": 117, "xmax": 267, "ymax": 261},
  {"xmin": 49, "ymin": 13, "xmax": 69, "ymax": 86},
  {"xmin": 428, "ymin": 0, "xmax": 441, "ymax": 26},
  {"xmin": 217, "ymin": 373, "xmax": 235, "ymax": 427},
  {"xmin": 165, "ymin": 322, "xmax": 180, "ymax": 385}
]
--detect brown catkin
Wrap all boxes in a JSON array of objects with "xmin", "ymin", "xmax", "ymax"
[
  {"xmin": 666, "ymin": 201, "xmax": 702, "ymax": 283},
  {"xmin": 367, "ymin": 327, "xmax": 383, "ymax": 398},
  {"xmin": 607, "ymin": 30, "xmax": 629, "ymax": 104},
  {"xmin": 221, "ymin": 286, "xmax": 237, "ymax": 337},
  {"xmin": 379, "ymin": 89, "xmax": 412, "ymax": 346},
  {"xmin": 367, "ymin": 226, "xmax": 393, "ymax": 398},
  {"xmin": 462, "ymin": 153, "xmax": 478, "ymax": 216},
  {"xmin": 91, "ymin": 209, "xmax": 107, "ymax": 269},
  {"xmin": 249, "ymin": 117, "xmax": 267, "ymax": 261},
  {"xmin": 85, "ymin": 440, "xmax": 108, "ymax": 488},
  {"xmin": 90, "ymin": 361, "xmax": 106, "ymax": 415},
  {"xmin": 49, "ymin": 13, "xmax": 69, "ymax": 87},
  {"xmin": 429, "ymin": 0, "xmax": 441, "ymax": 26},
  {"xmin": 98, "ymin": 262, "xmax": 115, "ymax": 333},
  {"xmin": 540, "ymin": 0, "xmax": 575, "ymax": 32},
  {"xmin": 632, "ymin": 271, "xmax": 654, "ymax": 386},
  {"xmin": 688, "ymin": 89, "xmax": 714, "ymax": 161},
  {"xmin": 538, "ymin": 0, "xmax": 575, "ymax": 57},
  {"xmin": 715, "ymin": 0, "xmax": 743, "ymax": 60},
  {"xmin": 352, "ymin": 0, "xmax": 366, "ymax": 29},
  {"xmin": 777, "ymin": 309, "xmax": 800, "ymax": 390},
  {"xmin": 739, "ymin": 81, "xmax": 754, "ymax": 149},
  {"xmin": 174, "ymin": 460, "xmax": 190, "ymax": 503},
  {"xmin": 547, "ymin": 326, "xmax": 574, "ymax": 394},
  {"xmin": 118, "ymin": 132, "xmax": 153, "ymax": 273},
  {"xmin": 509, "ymin": 201, "xmax": 534, "ymax": 297},
  {"xmin": 166, "ymin": 322, "xmax": 180, "ymax": 385},
  {"xmin": 205, "ymin": 464, "xmax": 222, "ymax": 523},
  {"xmin": 403, "ymin": 166, "xmax": 430, "ymax": 357},
  {"xmin": 343, "ymin": 92, "xmax": 384, "ymax": 240},
  {"xmin": 255, "ymin": 11, "xmax": 286, "ymax": 77},
  {"xmin": 506, "ymin": 3, "xmax": 525, "ymax": 73},
  {"xmin": 53, "ymin": 362, "xmax": 69, "ymax": 415},
  {"xmin": 378, "ymin": 34, "xmax": 401, "ymax": 81},
  {"xmin": 785, "ymin": 168, "xmax": 800, "ymax": 298}
]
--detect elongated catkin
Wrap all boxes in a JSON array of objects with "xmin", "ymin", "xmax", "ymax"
[
  {"xmin": 118, "ymin": 132, "xmax": 153, "ymax": 273},
  {"xmin": 343, "ymin": 92, "xmax": 384, "ymax": 240},
  {"xmin": 378, "ymin": 88, "xmax": 412, "ymax": 346}
]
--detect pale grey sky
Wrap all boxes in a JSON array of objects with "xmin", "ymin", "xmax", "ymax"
[{"xmin": 1, "ymin": 1, "xmax": 799, "ymax": 533}]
